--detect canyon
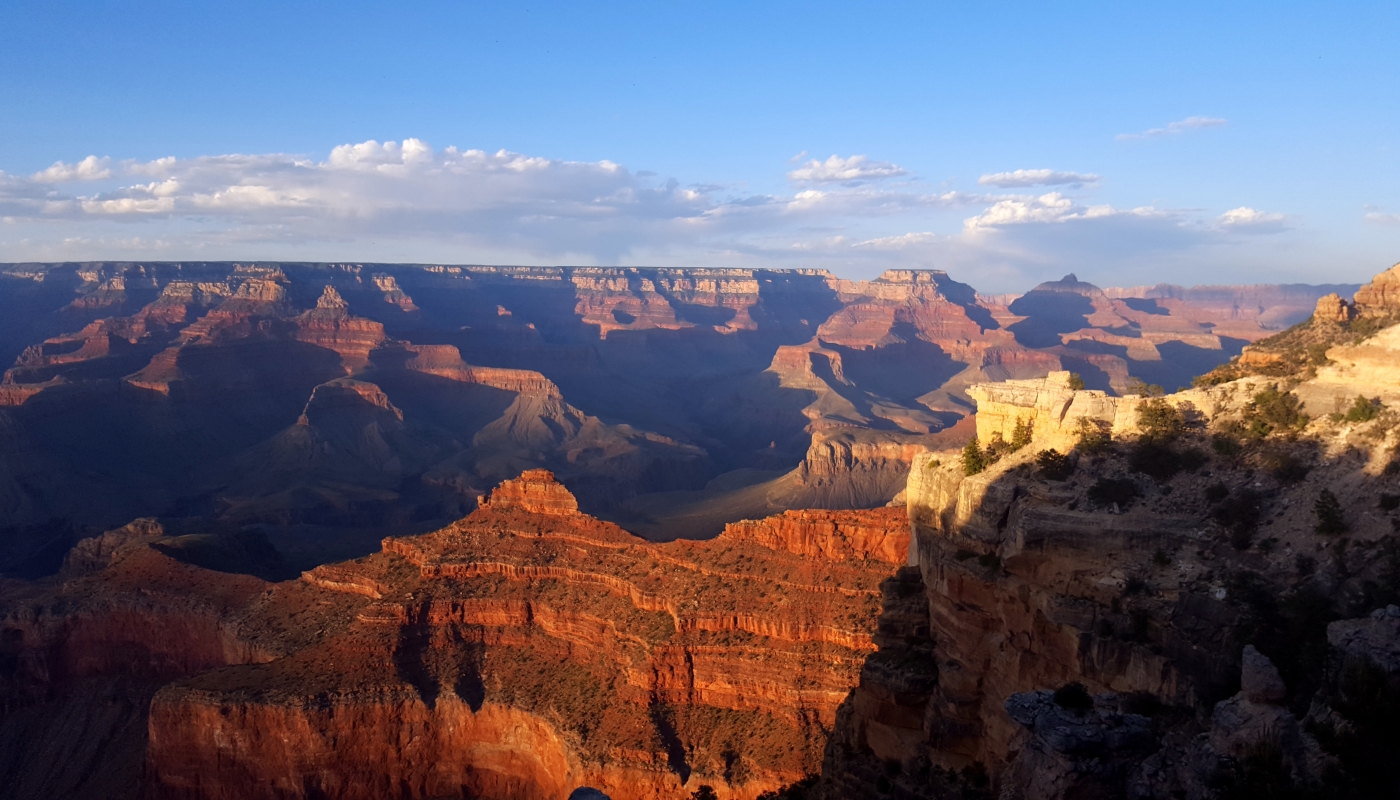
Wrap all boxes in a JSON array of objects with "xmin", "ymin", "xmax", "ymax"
[
  {"xmin": 2, "ymin": 261, "xmax": 1396, "ymax": 800},
  {"xmin": 0, "ymin": 262, "xmax": 1352, "ymax": 577}
]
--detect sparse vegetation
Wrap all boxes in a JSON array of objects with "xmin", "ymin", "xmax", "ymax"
[
  {"xmin": 1244, "ymin": 386, "xmax": 1309, "ymax": 439},
  {"xmin": 1088, "ymin": 477, "xmax": 1140, "ymax": 509},
  {"xmin": 1213, "ymin": 488, "xmax": 1265, "ymax": 550},
  {"xmin": 690, "ymin": 786, "xmax": 719, "ymax": 800},
  {"xmin": 1075, "ymin": 417, "xmax": 1112, "ymax": 453},
  {"xmin": 1067, "ymin": 372, "xmax": 1085, "ymax": 391},
  {"xmin": 1265, "ymin": 451, "xmax": 1311, "ymax": 483},
  {"xmin": 1152, "ymin": 548, "xmax": 1172, "ymax": 567},
  {"xmin": 1125, "ymin": 377, "xmax": 1166, "ymax": 397},
  {"xmin": 1009, "ymin": 417, "xmax": 1033, "ymax": 451},
  {"xmin": 1314, "ymin": 489, "xmax": 1347, "ymax": 535},
  {"xmin": 1136, "ymin": 398, "xmax": 1185, "ymax": 442},
  {"xmin": 1338, "ymin": 394, "xmax": 1380, "ymax": 423},
  {"xmin": 755, "ymin": 776, "xmax": 817, "ymax": 800},
  {"xmin": 1035, "ymin": 449, "xmax": 1073, "ymax": 480},
  {"xmin": 961, "ymin": 436, "xmax": 987, "ymax": 476}
]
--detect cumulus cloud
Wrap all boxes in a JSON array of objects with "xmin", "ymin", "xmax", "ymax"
[
  {"xmin": 1217, "ymin": 206, "xmax": 1292, "ymax": 232},
  {"xmin": 31, "ymin": 155, "xmax": 113, "ymax": 182},
  {"xmin": 0, "ymin": 138, "xmax": 1315, "ymax": 292},
  {"xmin": 1116, "ymin": 116, "xmax": 1227, "ymax": 141},
  {"xmin": 977, "ymin": 169, "xmax": 1099, "ymax": 188},
  {"xmin": 963, "ymin": 193, "xmax": 1164, "ymax": 230},
  {"xmin": 787, "ymin": 154, "xmax": 906, "ymax": 183}
]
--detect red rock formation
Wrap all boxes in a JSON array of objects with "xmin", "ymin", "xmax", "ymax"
[
  {"xmin": 289, "ymin": 286, "xmax": 386, "ymax": 372},
  {"xmin": 1353, "ymin": 261, "xmax": 1400, "ymax": 317},
  {"xmin": 479, "ymin": 468, "xmax": 581, "ymax": 515},
  {"xmin": 720, "ymin": 507, "xmax": 908, "ymax": 564},
  {"xmin": 125, "ymin": 472, "xmax": 899, "ymax": 799}
]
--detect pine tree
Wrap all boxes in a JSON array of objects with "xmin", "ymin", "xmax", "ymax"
[
  {"xmin": 961, "ymin": 435, "xmax": 987, "ymax": 476},
  {"xmin": 1315, "ymin": 489, "xmax": 1347, "ymax": 534},
  {"xmin": 1010, "ymin": 417, "xmax": 1033, "ymax": 451}
]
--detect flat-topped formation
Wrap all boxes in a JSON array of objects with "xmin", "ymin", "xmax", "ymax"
[{"xmin": 478, "ymin": 468, "xmax": 580, "ymax": 515}]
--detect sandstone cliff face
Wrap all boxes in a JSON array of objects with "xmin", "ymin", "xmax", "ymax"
[
  {"xmin": 1351, "ymin": 261, "xmax": 1400, "ymax": 317},
  {"xmin": 819, "ymin": 357, "xmax": 1400, "ymax": 798},
  {"xmin": 0, "ymin": 471, "xmax": 915, "ymax": 799}
]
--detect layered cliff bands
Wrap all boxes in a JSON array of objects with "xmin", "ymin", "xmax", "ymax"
[
  {"xmin": 0, "ymin": 261, "xmax": 1350, "ymax": 560},
  {"xmin": 0, "ymin": 471, "xmax": 911, "ymax": 800},
  {"xmin": 817, "ymin": 286, "xmax": 1400, "ymax": 798}
]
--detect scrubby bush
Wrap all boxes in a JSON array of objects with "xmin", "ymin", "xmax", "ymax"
[
  {"xmin": 1137, "ymin": 398, "xmax": 1185, "ymax": 442},
  {"xmin": 1075, "ymin": 417, "xmax": 1112, "ymax": 453},
  {"xmin": 1126, "ymin": 377, "xmax": 1166, "ymax": 397},
  {"xmin": 1152, "ymin": 548, "xmax": 1172, "ymax": 567},
  {"xmin": 691, "ymin": 786, "xmax": 719, "ymax": 800},
  {"xmin": 1067, "ymin": 372, "xmax": 1085, "ymax": 391},
  {"xmin": 1088, "ymin": 477, "xmax": 1141, "ymax": 509},
  {"xmin": 1036, "ymin": 449, "xmax": 1073, "ymax": 480},
  {"xmin": 1265, "ymin": 451, "xmax": 1310, "ymax": 483},
  {"xmin": 755, "ymin": 776, "xmax": 817, "ymax": 800},
  {"xmin": 1010, "ymin": 417, "xmax": 1033, "ymax": 451},
  {"xmin": 1314, "ymin": 489, "xmax": 1347, "ymax": 535},
  {"xmin": 1342, "ymin": 394, "xmax": 1381, "ymax": 423},
  {"xmin": 1213, "ymin": 488, "xmax": 1264, "ymax": 548},
  {"xmin": 961, "ymin": 436, "xmax": 987, "ymax": 476},
  {"xmin": 1244, "ymin": 386, "xmax": 1309, "ymax": 439},
  {"xmin": 1211, "ymin": 432, "xmax": 1243, "ymax": 456}
]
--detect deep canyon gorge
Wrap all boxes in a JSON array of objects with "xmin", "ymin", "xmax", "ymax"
[{"xmin": 2, "ymin": 261, "xmax": 1399, "ymax": 799}]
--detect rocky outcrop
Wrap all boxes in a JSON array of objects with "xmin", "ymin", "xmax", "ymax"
[
  {"xmin": 1352, "ymin": 262, "xmax": 1400, "ymax": 318},
  {"xmin": 1294, "ymin": 323, "xmax": 1400, "ymax": 413},
  {"xmin": 85, "ymin": 472, "xmax": 902, "ymax": 799},
  {"xmin": 479, "ymin": 468, "xmax": 581, "ymax": 515},
  {"xmin": 1312, "ymin": 292, "xmax": 1355, "ymax": 324},
  {"xmin": 719, "ymin": 508, "xmax": 908, "ymax": 564},
  {"xmin": 289, "ymin": 285, "xmax": 386, "ymax": 372}
]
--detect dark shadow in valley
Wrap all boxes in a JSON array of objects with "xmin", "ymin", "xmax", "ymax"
[
  {"xmin": 649, "ymin": 698, "xmax": 692, "ymax": 784},
  {"xmin": 1008, "ymin": 290, "xmax": 1095, "ymax": 348},
  {"xmin": 830, "ymin": 323, "xmax": 967, "ymax": 404}
]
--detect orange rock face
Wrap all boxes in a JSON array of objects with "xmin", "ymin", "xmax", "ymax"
[
  {"xmin": 77, "ymin": 471, "xmax": 904, "ymax": 799},
  {"xmin": 1353, "ymin": 261, "xmax": 1400, "ymax": 317}
]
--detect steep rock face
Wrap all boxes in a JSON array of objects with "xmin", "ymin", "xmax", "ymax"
[
  {"xmin": 718, "ymin": 507, "xmax": 909, "ymax": 564},
  {"xmin": 1352, "ymin": 261, "xmax": 1400, "ymax": 317},
  {"xmin": 480, "ymin": 468, "xmax": 581, "ymax": 515},
  {"xmin": 131, "ymin": 472, "xmax": 901, "ymax": 800},
  {"xmin": 288, "ymin": 286, "xmax": 386, "ymax": 372},
  {"xmin": 1294, "ymin": 324, "xmax": 1400, "ymax": 413},
  {"xmin": 818, "ymin": 368, "xmax": 1400, "ymax": 799}
]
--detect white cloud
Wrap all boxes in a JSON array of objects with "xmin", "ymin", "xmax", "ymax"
[
  {"xmin": 31, "ymin": 155, "xmax": 113, "ymax": 182},
  {"xmin": 963, "ymin": 192, "xmax": 1164, "ymax": 230},
  {"xmin": 1217, "ymin": 206, "xmax": 1291, "ymax": 232},
  {"xmin": 1116, "ymin": 116, "xmax": 1227, "ymax": 141},
  {"xmin": 787, "ymin": 154, "xmax": 906, "ymax": 183},
  {"xmin": 978, "ymin": 169, "xmax": 1099, "ymax": 188},
  {"xmin": 1364, "ymin": 209, "xmax": 1400, "ymax": 226},
  {"xmin": 0, "ymin": 138, "xmax": 1327, "ymax": 293}
]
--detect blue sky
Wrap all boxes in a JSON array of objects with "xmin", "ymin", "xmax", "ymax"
[{"xmin": 1, "ymin": 0, "xmax": 1397, "ymax": 292}]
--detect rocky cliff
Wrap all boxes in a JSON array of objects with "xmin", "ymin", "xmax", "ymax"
[
  {"xmin": 1, "ymin": 471, "xmax": 911, "ymax": 800},
  {"xmin": 816, "ymin": 266, "xmax": 1400, "ymax": 798}
]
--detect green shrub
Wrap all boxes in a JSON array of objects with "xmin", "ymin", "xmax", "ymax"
[
  {"xmin": 1136, "ymin": 398, "xmax": 1185, "ymax": 442},
  {"xmin": 1075, "ymin": 417, "xmax": 1112, "ymax": 453},
  {"xmin": 1067, "ymin": 372, "xmax": 1085, "ymax": 391},
  {"xmin": 1343, "ymin": 395, "xmax": 1380, "ymax": 423},
  {"xmin": 1212, "ymin": 432, "xmax": 1243, "ymax": 456},
  {"xmin": 1244, "ymin": 386, "xmax": 1309, "ymax": 438},
  {"xmin": 1035, "ymin": 449, "xmax": 1073, "ymax": 480},
  {"xmin": 1266, "ymin": 452, "xmax": 1310, "ymax": 483},
  {"xmin": 1010, "ymin": 417, "xmax": 1033, "ymax": 451},
  {"xmin": 961, "ymin": 436, "xmax": 987, "ymax": 476},
  {"xmin": 1088, "ymin": 477, "xmax": 1141, "ymax": 509},
  {"xmin": 1314, "ymin": 489, "xmax": 1347, "ymax": 535}
]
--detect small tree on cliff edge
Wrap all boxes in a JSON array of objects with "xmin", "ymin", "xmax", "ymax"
[
  {"xmin": 962, "ymin": 435, "xmax": 987, "ymax": 476},
  {"xmin": 1010, "ymin": 417, "xmax": 1033, "ymax": 451},
  {"xmin": 1315, "ymin": 489, "xmax": 1348, "ymax": 535}
]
